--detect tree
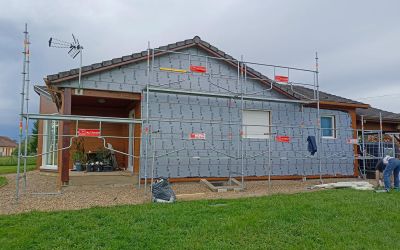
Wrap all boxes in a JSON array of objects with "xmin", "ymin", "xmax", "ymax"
[{"xmin": 29, "ymin": 120, "xmax": 38, "ymax": 154}]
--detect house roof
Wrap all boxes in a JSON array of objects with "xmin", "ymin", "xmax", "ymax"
[
  {"xmin": 356, "ymin": 107, "xmax": 400, "ymax": 123},
  {"xmin": 45, "ymin": 36, "xmax": 369, "ymax": 107},
  {"xmin": 0, "ymin": 136, "xmax": 17, "ymax": 147},
  {"xmin": 277, "ymin": 85, "xmax": 366, "ymax": 105}
]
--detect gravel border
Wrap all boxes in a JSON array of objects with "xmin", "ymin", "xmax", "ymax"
[{"xmin": 1, "ymin": 170, "xmax": 368, "ymax": 215}]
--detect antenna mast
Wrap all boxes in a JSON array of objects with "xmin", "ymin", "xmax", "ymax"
[{"xmin": 49, "ymin": 34, "xmax": 84, "ymax": 94}]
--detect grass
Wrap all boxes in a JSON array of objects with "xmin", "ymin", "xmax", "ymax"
[
  {"xmin": 0, "ymin": 165, "xmax": 36, "ymax": 175},
  {"xmin": 0, "ymin": 156, "xmax": 37, "ymax": 175},
  {"xmin": 0, "ymin": 176, "xmax": 7, "ymax": 188},
  {"xmin": 1, "ymin": 189, "xmax": 399, "ymax": 249},
  {"xmin": 0, "ymin": 156, "xmax": 36, "ymax": 166}
]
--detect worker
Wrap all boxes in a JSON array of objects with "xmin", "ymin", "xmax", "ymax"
[
  {"xmin": 375, "ymin": 159, "xmax": 385, "ymax": 188},
  {"xmin": 381, "ymin": 155, "xmax": 400, "ymax": 192},
  {"xmin": 375, "ymin": 159, "xmax": 394, "ymax": 188}
]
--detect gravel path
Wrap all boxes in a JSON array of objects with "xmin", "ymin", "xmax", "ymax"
[{"xmin": 0, "ymin": 170, "xmax": 365, "ymax": 215}]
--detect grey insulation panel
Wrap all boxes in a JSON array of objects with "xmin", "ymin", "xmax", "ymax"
[{"xmin": 58, "ymin": 46, "xmax": 355, "ymax": 178}]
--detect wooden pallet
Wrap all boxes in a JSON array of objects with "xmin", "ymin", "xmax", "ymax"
[{"xmin": 200, "ymin": 178, "xmax": 244, "ymax": 192}]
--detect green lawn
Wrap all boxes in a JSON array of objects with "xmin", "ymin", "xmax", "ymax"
[
  {"xmin": 1, "ymin": 189, "xmax": 399, "ymax": 249},
  {"xmin": 0, "ymin": 176, "xmax": 7, "ymax": 188},
  {"xmin": 0, "ymin": 156, "xmax": 37, "ymax": 174},
  {"xmin": 0, "ymin": 156, "xmax": 36, "ymax": 166},
  {"xmin": 0, "ymin": 165, "xmax": 36, "ymax": 175}
]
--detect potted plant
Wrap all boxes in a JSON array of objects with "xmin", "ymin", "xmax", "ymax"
[{"xmin": 72, "ymin": 138, "xmax": 85, "ymax": 171}]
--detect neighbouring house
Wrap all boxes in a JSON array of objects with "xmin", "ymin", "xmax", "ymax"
[
  {"xmin": 35, "ymin": 36, "xmax": 400, "ymax": 185},
  {"xmin": 0, "ymin": 136, "xmax": 17, "ymax": 157}
]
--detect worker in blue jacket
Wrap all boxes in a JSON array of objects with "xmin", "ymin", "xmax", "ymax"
[{"xmin": 382, "ymin": 155, "xmax": 400, "ymax": 192}]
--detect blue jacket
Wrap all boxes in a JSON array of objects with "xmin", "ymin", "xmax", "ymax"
[{"xmin": 307, "ymin": 136, "xmax": 317, "ymax": 156}]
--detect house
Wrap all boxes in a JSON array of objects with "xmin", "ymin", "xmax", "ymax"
[
  {"xmin": 0, "ymin": 136, "xmax": 17, "ymax": 157},
  {"xmin": 36, "ymin": 36, "xmax": 395, "ymax": 185}
]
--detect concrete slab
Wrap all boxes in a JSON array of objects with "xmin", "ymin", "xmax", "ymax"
[{"xmin": 69, "ymin": 171, "xmax": 138, "ymax": 186}]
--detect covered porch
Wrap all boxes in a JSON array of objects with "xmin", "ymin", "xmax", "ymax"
[{"xmin": 47, "ymin": 88, "xmax": 142, "ymax": 185}]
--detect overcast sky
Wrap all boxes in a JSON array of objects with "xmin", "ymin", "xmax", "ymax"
[{"xmin": 1, "ymin": 0, "xmax": 399, "ymax": 140}]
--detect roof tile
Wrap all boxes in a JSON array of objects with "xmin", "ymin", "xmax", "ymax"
[
  {"xmin": 122, "ymin": 55, "xmax": 132, "ymax": 62},
  {"xmin": 81, "ymin": 66, "xmax": 92, "ymax": 72},
  {"xmin": 102, "ymin": 60, "xmax": 112, "ymax": 66},
  {"xmin": 184, "ymin": 39, "xmax": 193, "ymax": 45},
  {"xmin": 132, "ymin": 53, "xmax": 142, "ymax": 59},
  {"xmin": 58, "ymin": 71, "xmax": 70, "ymax": 78},
  {"xmin": 111, "ymin": 58, "xmax": 122, "ymax": 64}
]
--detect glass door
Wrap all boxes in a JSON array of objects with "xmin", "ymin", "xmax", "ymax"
[{"xmin": 41, "ymin": 120, "xmax": 59, "ymax": 170}]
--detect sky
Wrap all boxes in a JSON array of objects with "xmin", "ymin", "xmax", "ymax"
[{"xmin": 0, "ymin": 0, "xmax": 399, "ymax": 140}]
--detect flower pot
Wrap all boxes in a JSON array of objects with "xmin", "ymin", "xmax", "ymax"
[{"xmin": 74, "ymin": 161, "xmax": 82, "ymax": 171}]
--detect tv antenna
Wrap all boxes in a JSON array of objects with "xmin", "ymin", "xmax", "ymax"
[{"xmin": 49, "ymin": 34, "xmax": 84, "ymax": 94}]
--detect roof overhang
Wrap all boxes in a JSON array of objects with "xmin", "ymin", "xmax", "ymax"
[
  {"xmin": 305, "ymin": 101, "xmax": 370, "ymax": 110},
  {"xmin": 356, "ymin": 115, "xmax": 400, "ymax": 124},
  {"xmin": 33, "ymin": 85, "xmax": 52, "ymax": 100}
]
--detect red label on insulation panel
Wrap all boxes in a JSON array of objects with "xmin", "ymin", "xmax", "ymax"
[
  {"xmin": 275, "ymin": 75, "xmax": 289, "ymax": 83},
  {"xmin": 189, "ymin": 133, "xmax": 206, "ymax": 140},
  {"xmin": 190, "ymin": 65, "xmax": 207, "ymax": 73},
  {"xmin": 276, "ymin": 136, "xmax": 291, "ymax": 143},
  {"xmin": 78, "ymin": 129, "xmax": 101, "ymax": 137}
]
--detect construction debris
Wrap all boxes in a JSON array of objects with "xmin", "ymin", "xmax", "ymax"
[
  {"xmin": 151, "ymin": 178, "xmax": 176, "ymax": 203},
  {"xmin": 311, "ymin": 181, "xmax": 374, "ymax": 191},
  {"xmin": 200, "ymin": 178, "xmax": 244, "ymax": 192}
]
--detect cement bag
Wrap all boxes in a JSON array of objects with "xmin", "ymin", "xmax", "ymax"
[{"xmin": 151, "ymin": 178, "xmax": 176, "ymax": 203}]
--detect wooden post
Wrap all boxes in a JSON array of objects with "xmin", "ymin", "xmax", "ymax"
[
  {"xmin": 58, "ymin": 88, "xmax": 71, "ymax": 186},
  {"xmin": 349, "ymin": 109, "xmax": 359, "ymax": 177}
]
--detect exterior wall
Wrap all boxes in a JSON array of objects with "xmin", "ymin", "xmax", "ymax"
[
  {"xmin": 0, "ymin": 147, "xmax": 16, "ymax": 157},
  {"xmin": 55, "ymin": 46, "xmax": 355, "ymax": 178},
  {"xmin": 37, "ymin": 95, "xmax": 59, "ymax": 169},
  {"xmin": 144, "ymin": 93, "xmax": 354, "ymax": 178}
]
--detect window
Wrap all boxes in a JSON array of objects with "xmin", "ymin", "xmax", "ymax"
[
  {"xmin": 321, "ymin": 116, "xmax": 336, "ymax": 138},
  {"xmin": 41, "ymin": 120, "xmax": 59, "ymax": 170},
  {"xmin": 242, "ymin": 110, "xmax": 271, "ymax": 139}
]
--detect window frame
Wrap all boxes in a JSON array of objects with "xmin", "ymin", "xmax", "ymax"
[
  {"xmin": 321, "ymin": 115, "xmax": 336, "ymax": 139},
  {"xmin": 40, "ymin": 119, "xmax": 59, "ymax": 170},
  {"xmin": 242, "ymin": 109, "xmax": 272, "ymax": 139}
]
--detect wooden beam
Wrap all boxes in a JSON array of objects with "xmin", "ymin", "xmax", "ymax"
[
  {"xmin": 307, "ymin": 101, "xmax": 370, "ymax": 110},
  {"xmin": 57, "ymin": 88, "xmax": 71, "ymax": 186},
  {"xmin": 141, "ymin": 174, "xmax": 356, "ymax": 183},
  {"xmin": 349, "ymin": 109, "xmax": 359, "ymax": 177},
  {"xmin": 72, "ymin": 89, "xmax": 141, "ymax": 100}
]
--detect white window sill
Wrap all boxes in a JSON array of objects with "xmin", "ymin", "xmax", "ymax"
[{"xmin": 40, "ymin": 165, "xmax": 58, "ymax": 171}]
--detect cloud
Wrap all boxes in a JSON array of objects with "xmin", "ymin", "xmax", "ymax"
[{"xmin": 0, "ymin": 0, "xmax": 399, "ymax": 139}]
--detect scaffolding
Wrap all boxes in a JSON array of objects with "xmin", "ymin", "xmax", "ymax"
[
  {"xmin": 139, "ymin": 45, "xmax": 324, "ymax": 191},
  {"xmin": 15, "ymin": 27, "xmax": 398, "ymax": 202},
  {"xmin": 15, "ymin": 25, "xmax": 142, "ymax": 201}
]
